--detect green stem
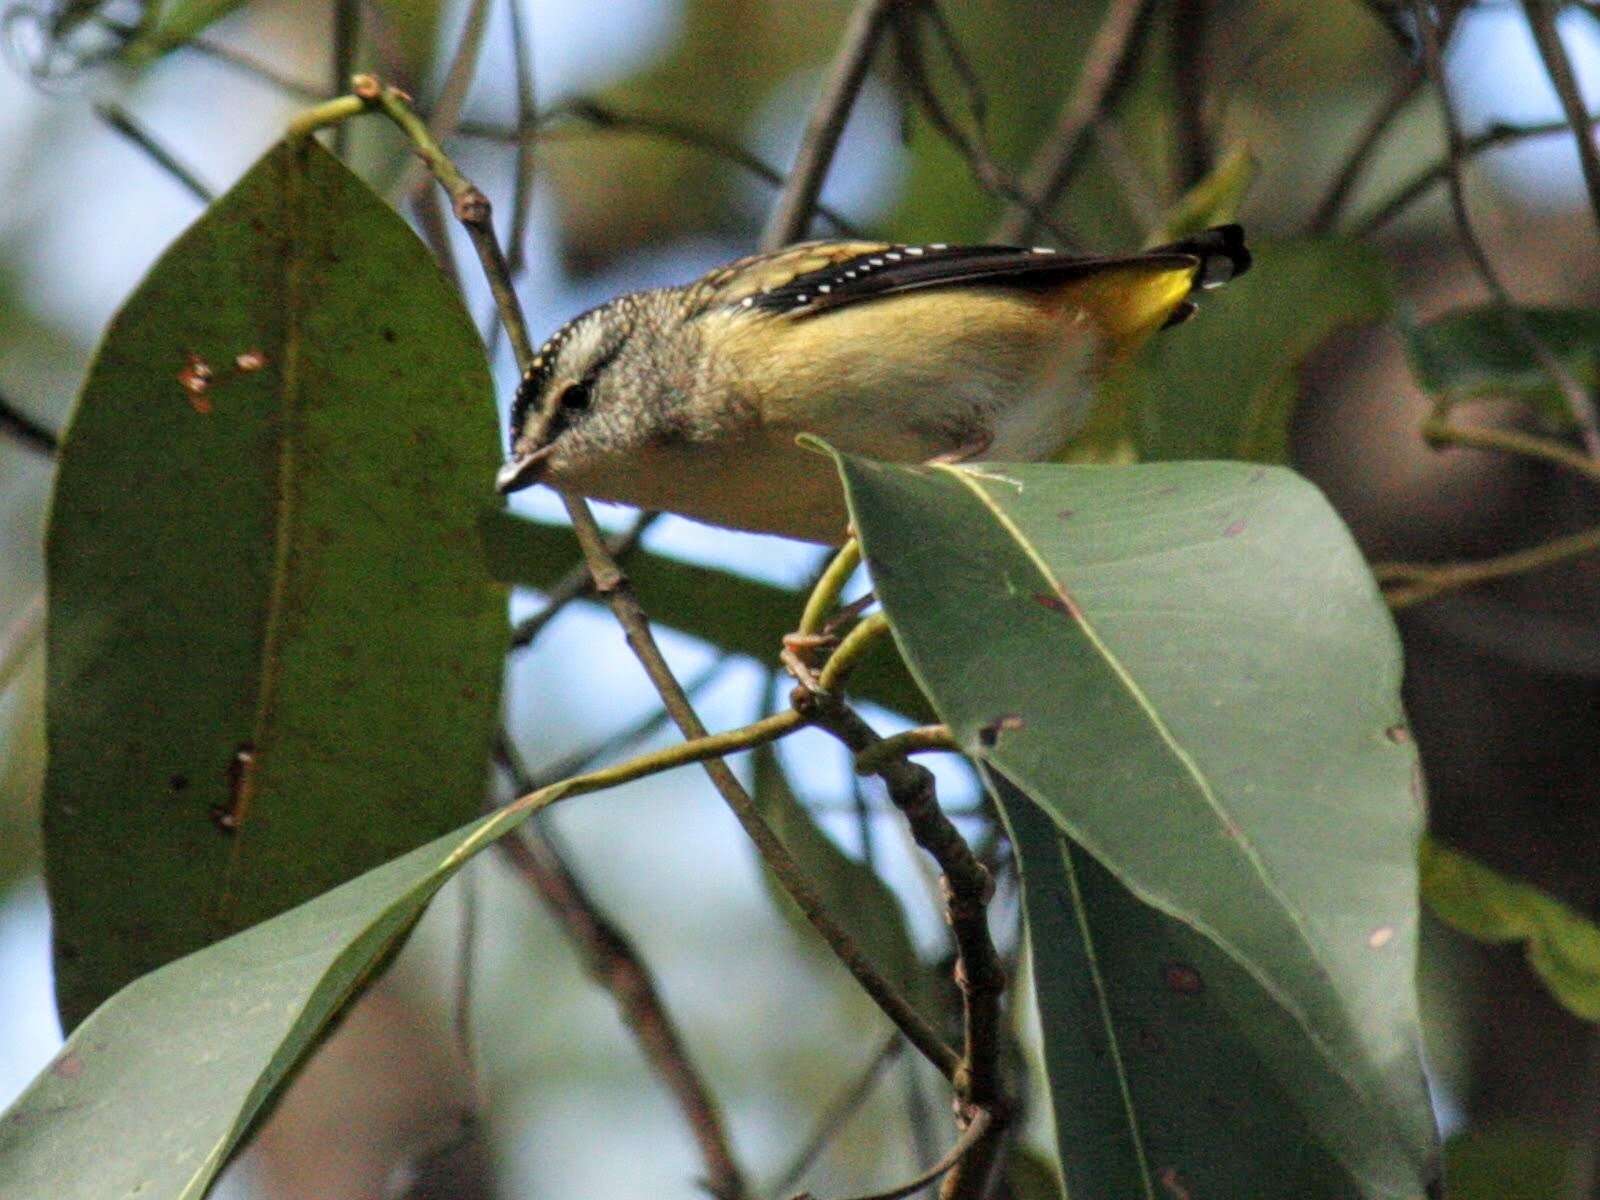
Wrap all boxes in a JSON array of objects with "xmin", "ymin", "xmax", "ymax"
[
  {"xmin": 285, "ymin": 94, "xmax": 368, "ymax": 143},
  {"xmin": 800, "ymin": 537, "xmax": 864, "ymax": 637},
  {"xmin": 854, "ymin": 725, "xmax": 959, "ymax": 775},
  {"xmin": 819, "ymin": 612, "xmax": 892, "ymax": 692},
  {"xmin": 1377, "ymin": 524, "xmax": 1600, "ymax": 609}
]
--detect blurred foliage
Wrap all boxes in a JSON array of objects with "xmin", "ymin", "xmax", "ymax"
[
  {"xmin": 1422, "ymin": 836, "xmax": 1600, "ymax": 1022},
  {"xmin": 1443, "ymin": 1122, "xmax": 1579, "ymax": 1200},
  {"xmin": 1404, "ymin": 306, "xmax": 1600, "ymax": 427}
]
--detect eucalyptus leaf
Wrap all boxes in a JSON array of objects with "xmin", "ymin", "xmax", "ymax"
[
  {"xmin": 1403, "ymin": 306, "xmax": 1600, "ymax": 425},
  {"xmin": 0, "ymin": 801, "xmax": 533, "ymax": 1200},
  {"xmin": 45, "ymin": 139, "xmax": 506, "ymax": 1029},
  {"xmin": 829, "ymin": 452, "xmax": 1439, "ymax": 1197},
  {"xmin": 1421, "ymin": 835, "xmax": 1600, "ymax": 1021}
]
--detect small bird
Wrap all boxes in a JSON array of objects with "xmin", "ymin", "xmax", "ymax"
[{"xmin": 497, "ymin": 226, "xmax": 1250, "ymax": 542}]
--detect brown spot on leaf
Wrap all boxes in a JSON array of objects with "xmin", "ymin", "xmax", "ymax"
[
  {"xmin": 1158, "ymin": 1166, "xmax": 1193, "ymax": 1199},
  {"xmin": 1057, "ymin": 507, "xmax": 1074, "ymax": 520},
  {"xmin": 1033, "ymin": 591, "xmax": 1085, "ymax": 621},
  {"xmin": 977, "ymin": 714, "xmax": 1025, "ymax": 747},
  {"xmin": 1386, "ymin": 724, "xmax": 1410, "ymax": 744},
  {"xmin": 1161, "ymin": 962, "xmax": 1204, "ymax": 996},
  {"xmin": 234, "ymin": 349, "xmax": 267, "ymax": 373},
  {"xmin": 1222, "ymin": 517, "xmax": 1248, "ymax": 537},
  {"xmin": 178, "ymin": 352, "xmax": 214, "ymax": 413},
  {"xmin": 1137, "ymin": 1026, "xmax": 1165, "ymax": 1054},
  {"xmin": 51, "ymin": 1053, "xmax": 84, "ymax": 1080},
  {"xmin": 381, "ymin": 327, "xmax": 398, "ymax": 343},
  {"xmin": 1368, "ymin": 925, "xmax": 1396, "ymax": 949},
  {"xmin": 214, "ymin": 743, "xmax": 257, "ymax": 834},
  {"xmin": 168, "ymin": 773, "xmax": 189, "ymax": 792}
]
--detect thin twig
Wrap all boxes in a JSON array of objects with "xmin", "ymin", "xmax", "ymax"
[
  {"xmin": 1421, "ymin": 417, "xmax": 1600, "ymax": 487},
  {"xmin": 1522, "ymin": 0, "xmax": 1600, "ymax": 244},
  {"xmin": 457, "ymin": 103, "xmax": 860, "ymax": 235},
  {"xmin": 331, "ymin": 0, "xmax": 360, "ymax": 158},
  {"xmin": 993, "ymin": 0, "xmax": 1156, "ymax": 243},
  {"xmin": 1170, "ymin": 0, "xmax": 1212, "ymax": 191},
  {"xmin": 94, "ymin": 102, "xmax": 214, "ymax": 204},
  {"xmin": 397, "ymin": 0, "xmax": 493, "ymax": 201},
  {"xmin": 761, "ymin": 0, "xmax": 902, "ymax": 251},
  {"xmin": 0, "ymin": 390, "xmax": 60, "ymax": 456},
  {"xmin": 1376, "ymin": 522, "xmax": 1600, "ymax": 609},
  {"xmin": 798, "ymin": 1109, "xmax": 993, "ymax": 1200},
  {"xmin": 794, "ymin": 693, "xmax": 1005, "ymax": 1200},
  {"xmin": 1354, "ymin": 113, "xmax": 1600, "ymax": 236},
  {"xmin": 887, "ymin": 7, "xmax": 1073, "ymax": 244},
  {"xmin": 1412, "ymin": 0, "xmax": 1600, "ymax": 458},
  {"xmin": 507, "ymin": 512, "xmax": 656, "ymax": 649},
  {"xmin": 1307, "ymin": 64, "xmax": 1423, "ymax": 234},
  {"xmin": 176, "ymin": 35, "xmax": 327, "ymax": 100},
  {"xmin": 495, "ymin": 737, "xmax": 747, "ymax": 1200},
  {"xmin": 560, "ymin": 497, "xmax": 960, "ymax": 1081},
  {"xmin": 771, "ymin": 1034, "xmax": 906, "ymax": 1198},
  {"xmin": 505, "ymin": 0, "xmax": 538, "ymax": 280}
]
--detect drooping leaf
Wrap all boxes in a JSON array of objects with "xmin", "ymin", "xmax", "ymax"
[
  {"xmin": 480, "ymin": 508, "xmax": 931, "ymax": 719},
  {"xmin": 1124, "ymin": 238, "xmax": 1393, "ymax": 463},
  {"xmin": 829, "ymin": 452, "xmax": 1438, "ymax": 1197},
  {"xmin": 751, "ymin": 742, "xmax": 934, "ymax": 1009},
  {"xmin": 1421, "ymin": 835, "xmax": 1600, "ymax": 1021},
  {"xmin": 45, "ymin": 139, "xmax": 506, "ymax": 1029},
  {"xmin": 0, "ymin": 797, "xmax": 540, "ymax": 1200},
  {"xmin": 1402, "ymin": 306, "xmax": 1600, "ymax": 426}
]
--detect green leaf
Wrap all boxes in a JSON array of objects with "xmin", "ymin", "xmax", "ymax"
[
  {"xmin": 1402, "ymin": 306, "xmax": 1600, "ymax": 425},
  {"xmin": 480, "ymin": 509, "xmax": 932, "ymax": 719},
  {"xmin": 0, "ymin": 800, "xmax": 534, "ymax": 1200},
  {"xmin": 1442, "ymin": 1122, "xmax": 1576, "ymax": 1200},
  {"xmin": 751, "ymin": 743, "xmax": 934, "ymax": 1008},
  {"xmin": 829, "ymin": 453, "xmax": 1438, "ymax": 1197},
  {"xmin": 1124, "ymin": 238, "xmax": 1393, "ymax": 463},
  {"xmin": 1004, "ymin": 782, "xmax": 1358, "ymax": 1198},
  {"xmin": 45, "ymin": 139, "xmax": 506, "ymax": 1029},
  {"xmin": 1421, "ymin": 836, "xmax": 1600, "ymax": 1020}
]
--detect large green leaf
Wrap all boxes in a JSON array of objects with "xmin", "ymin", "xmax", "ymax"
[
  {"xmin": 1125, "ymin": 238, "xmax": 1393, "ymax": 463},
  {"xmin": 1004, "ymin": 783, "xmax": 1355, "ymax": 1198},
  {"xmin": 1421, "ymin": 835, "xmax": 1600, "ymax": 1021},
  {"xmin": 480, "ymin": 508, "xmax": 931, "ymax": 718},
  {"xmin": 0, "ymin": 798, "xmax": 537, "ymax": 1200},
  {"xmin": 1442, "ymin": 1122, "xmax": 1577, "ymax": 1200},
  {"xmin": 830, "ymin": 453, "xmax": 1438, "ymax": 1197},
  {"xmin": 45, "ymin": 139, "xmax": 506, "ymax": 1028},
  {"xmin": 1402, "ymin": 306, "xmax": 1600, "ymax": 426}
]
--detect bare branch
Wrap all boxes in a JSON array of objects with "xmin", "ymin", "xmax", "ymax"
[
  {"xmin": 795, "ymin": 692, "xmax": 1007, "ymax": 1200},
  {"xmin": 1522, "ymin": 0, "xmax": 1600, "ymax": 242},
  {"xmin": 507, "ymin": 511, "xmax": 656, "ymax": 650},
  {"xmin": 762, "ymin": 0, "xmax": 902, "ymax": 251},
  {"xmin": 1307, "ymin": 64, "xmax": 1423, "ymax": 234},
  {"xmin": 1354, "ymin": 112, "xmax": 1600, "ymax": 236},
  {"xmin": 797, "ymin": 1108, "xmax": 994, "ymax": 1200},
  {"xmin": 458, "ymin": 103, "xmax": 861, "ymax": 236},
  {"xmin": 993, "ymin": 0, "xmax": 1156, "ymax": 244},
  {"xmin": 1411, "ymin": 0, "xmax": 1600, "ymax": 457},
  {"xmin": 769, "ymin": 1037, "xmax": 905, "ymax": 1197},
  {"xmin": 94, "ymin": 102, "xmax": 214, "ymax": 204}
]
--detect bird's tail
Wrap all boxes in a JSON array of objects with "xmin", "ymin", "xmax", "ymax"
[{"xmin": 1151, "ymin": 223, "xmax": 1253, "ymax": 291}]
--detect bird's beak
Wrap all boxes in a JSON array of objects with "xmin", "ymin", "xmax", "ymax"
[{"xmin": 495, "ymin": 442, "xmax": 556, "ymax": 495}]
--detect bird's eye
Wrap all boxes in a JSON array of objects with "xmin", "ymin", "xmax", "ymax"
[{"xmin": 559, "ymin": 380, "xmax": 591, "ymax": 412}]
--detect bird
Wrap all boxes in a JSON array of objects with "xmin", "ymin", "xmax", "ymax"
[{"xmin": 496, "ymin": 225, "xmax": 1251, "ymax": 543}]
